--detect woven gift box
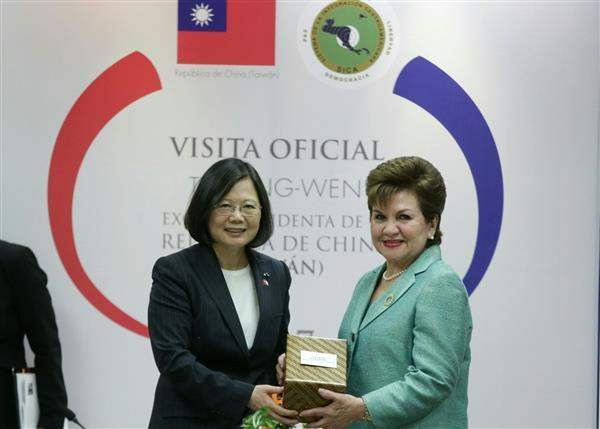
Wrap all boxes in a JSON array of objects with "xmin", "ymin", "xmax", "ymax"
[{"xmin": 282, "ymin": 334, "xmax": 347, "ymax": 418}]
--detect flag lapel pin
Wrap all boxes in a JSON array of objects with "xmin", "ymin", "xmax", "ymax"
[{"xmin": 261, "ymin": 272, "xmax": 270, "ymax": 287}]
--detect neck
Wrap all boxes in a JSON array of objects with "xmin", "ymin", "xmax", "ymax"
[
  {"xmin": 212, "ymin": 244, "xmax": 248, "ymax": 270},
  {"xmin": 386, "ymin": 258, "xmax": 413, "ymax": 275}
]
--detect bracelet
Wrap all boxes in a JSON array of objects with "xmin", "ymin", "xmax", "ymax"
[{"xmin": 362, "ymin": 398, "xmax": 372, "ymax": 422}]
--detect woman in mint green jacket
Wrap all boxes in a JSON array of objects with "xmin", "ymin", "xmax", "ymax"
[{"xmin": 301, "ymin": 157, "xmax": 472, "ymax": 428}]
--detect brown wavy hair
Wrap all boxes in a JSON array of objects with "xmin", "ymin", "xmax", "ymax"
[{"xmin": 366, "ymin": 156, "xmax": 446, "ymax": 246}]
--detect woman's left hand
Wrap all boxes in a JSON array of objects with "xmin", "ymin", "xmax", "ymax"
[
  {"xmin": 248, "ymin": 385, "xmax": 298, "ymax": 426},
  {"xmin": 300, "ymin": 388, "xmax": 364, "ymax": 428}
]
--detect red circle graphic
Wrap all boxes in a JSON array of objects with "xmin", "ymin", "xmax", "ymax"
[{"xmin": 48, "ymin": 51, "xmax": 162, "ymax": 337}]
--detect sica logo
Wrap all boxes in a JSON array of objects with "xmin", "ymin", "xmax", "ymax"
[{"xmin": 299, "ymin": 0, "xmax": 398, "ymax": 88}]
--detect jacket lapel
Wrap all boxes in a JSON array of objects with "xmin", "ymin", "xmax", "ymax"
[
  {"xmin": 358, "ymin": 246, "xmax": 442, "ymax": 331},
  {"xmin": 348, "ymin": 267, "xmax": 381, "ymax": 338},
  {"xmin": 246, "ymin": 250, "xmax": 272, "ymax": 354},
  {"xmin": 345, "ymin": 267, "xmax": 381, "ymax": 374},
  {"xmin": 191, "ymin": 244, "xmax": 248, "ymax": 354}
]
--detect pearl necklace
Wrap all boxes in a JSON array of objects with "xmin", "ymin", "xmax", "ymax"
[{"xmin": 382, "ymin": 267, "xmax": 407, "ymax": 281}]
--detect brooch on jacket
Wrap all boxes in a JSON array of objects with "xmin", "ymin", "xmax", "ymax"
[{"xmin": 261, "ymin": 272, "xmax": 270, "ymax": 287}]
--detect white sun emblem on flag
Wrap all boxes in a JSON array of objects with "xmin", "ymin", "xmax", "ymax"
[{"xmin": 190, "ymin": 3, "xmax": 214, "ymax": 27}]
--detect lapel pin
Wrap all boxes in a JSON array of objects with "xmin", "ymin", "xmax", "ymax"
[
  {"xmin": 261, "ymin": 272, "xmax": 270, "ymax": 287},
  {"xmin": 384, "ymin": 294, "xmax": 395, "ymax": 307}
]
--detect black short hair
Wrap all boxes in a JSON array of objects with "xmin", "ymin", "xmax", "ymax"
[{"xmin": 184, "ymin": 158, "xmax": 273, "ymax": 247}]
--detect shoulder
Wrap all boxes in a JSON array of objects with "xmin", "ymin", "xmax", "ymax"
[
  {"xmin": 348, "ymin": 264, "xmax": 383, "ymax": 299},
  {"xmin": 151, "ymin": 246, "xmax": 211, "ymax": 300},
  {"xmin": 417, "ymin": 259, "xmax": 469, "ymax": 306},
  {"xmin": 154, "ymin": 243, "xmax": 208, "ymax": 269},
  {"xmin": 249, "ymin": 248, "xmax": 287, "ymax": 271},
  {"xmin": 0, "ymin": 240, "xmax": 39, "ymax": 279},
  {"xmin": 151, "ymin": 244, "xmax": 211, "ymax": 291},
  {"xmin": 424, "ymin": 259, "xmax": 462, "ymax": 283},
  {"xmin": 0, "ymin": 240, "xmax": 31, "ymax": 264},
  {"xmin": 249, "ymin": 248, "xmax": 280, "ymax": 264},
  {"xmin": 357, "ymin": 264, "xmax": 383, "ymax": 287}
]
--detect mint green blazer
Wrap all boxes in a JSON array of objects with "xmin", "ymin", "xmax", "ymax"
[{"xmin": 338, "ymin": 246, "xmax": 472, "ymax": 428}]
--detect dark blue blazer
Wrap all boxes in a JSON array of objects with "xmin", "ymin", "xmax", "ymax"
[{"xmin": 148, "ymin": 243, "xmax": 290, "ymax": 429}]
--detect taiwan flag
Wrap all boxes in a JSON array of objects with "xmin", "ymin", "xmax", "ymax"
[{"xmin": 177, "ymin": 0, "xmax": 276, "ymax": 65}]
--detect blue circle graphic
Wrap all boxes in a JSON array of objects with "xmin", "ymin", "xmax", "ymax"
[{"xmin": 394, "ymin": 56, "xmax": 504, "ymax": 295}]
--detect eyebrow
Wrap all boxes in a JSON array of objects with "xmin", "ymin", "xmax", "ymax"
[
  {"xmin": 373, "ymin": 207, "xmax": 413, "ymax": 213},
  {"xmin": 219, "ymin": 198, "xmax": 259, "ymax": 203}
]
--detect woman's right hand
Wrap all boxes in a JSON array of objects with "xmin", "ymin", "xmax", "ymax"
[
  {"xmin": 248, "ymin": 384, "xmax": 298, "ymax": 426},
  {"xmin": 276, "ymin": 353, "xmax": 286, "ymax": 385}
]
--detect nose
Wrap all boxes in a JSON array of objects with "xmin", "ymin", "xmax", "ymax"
[
  {"xmin": 227, "ymin": 207, "xmax": 245, "ymax": 221},
  {"xmin": 381, "ymin": 219, "xmax": 400, "ymax": 236}
]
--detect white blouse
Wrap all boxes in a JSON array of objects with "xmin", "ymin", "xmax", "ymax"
[{"xmin": 221, "ymin": 266, "xmax": 259, "ymax": 348}]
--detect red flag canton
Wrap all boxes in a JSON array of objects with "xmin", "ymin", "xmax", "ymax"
[{"xmin": 178, "ymin": 0, "xmax": 276, "ymax": 65}]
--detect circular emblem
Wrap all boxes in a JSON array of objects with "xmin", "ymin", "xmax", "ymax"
[
  {"xmin": 299, "ymin": 0, "xmax": 399, "ymax": 88},
  {"xmin": 311, "ymin": 1, "xmax": 384, "ymax": 74}
]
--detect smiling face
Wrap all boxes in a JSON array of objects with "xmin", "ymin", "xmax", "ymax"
[
  {"xmin": 208, "ymin": 177, "xmax": 261, "ymax": 254},
  {"xmin": 370, "ymin": 189, "xmax": 437, "ymax": 273}
]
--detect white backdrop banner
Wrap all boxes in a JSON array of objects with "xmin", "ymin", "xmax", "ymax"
[{"xmin": 1, "ymin": 1, "xmax": 598, "ymax": 427}]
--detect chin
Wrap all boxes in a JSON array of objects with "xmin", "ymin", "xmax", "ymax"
[
  {"xmin": 386, "ymin": 253, "xmax": 408, "ymax": 264},
  {"xmin": 225, "ymin": 234, "xmax": 257, "ymax": 247},
  {"xmin": 224, "ymin": 238, "xmax": 251, "ymax": 248},
  {"xmin": 376, "ymin": 246, "xmax": 403, "ymax": 258}
]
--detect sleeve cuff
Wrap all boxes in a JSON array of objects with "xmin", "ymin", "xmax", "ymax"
[
  {"xmin": 362, "ymin": 391, "xmax": 385, "ymax": 428},
  {"xmin": 218, "ymin": 380, "xmax": 254, "ymax": 421}
]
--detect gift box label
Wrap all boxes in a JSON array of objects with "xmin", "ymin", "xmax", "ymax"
[{"xmin": 300, "ymin": 350, "xmax": 337, "ymax": 368}]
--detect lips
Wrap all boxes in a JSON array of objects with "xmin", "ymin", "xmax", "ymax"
[
  {"xmin": 382, "ymin": 239, "xmax": 404, "ymax": 248},
  {"xmin": 224, "ymin": 227, "xmax": 246, "ymax": 235}
]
